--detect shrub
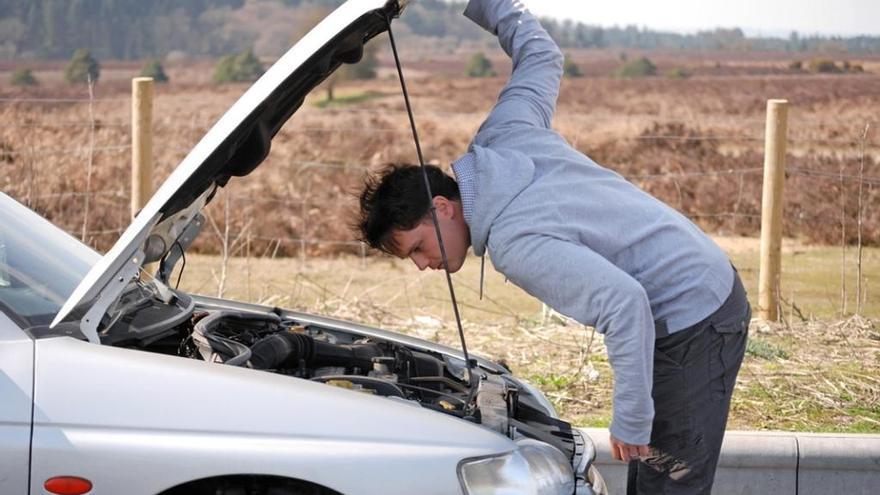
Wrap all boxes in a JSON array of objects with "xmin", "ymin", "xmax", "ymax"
[
  {"xmin": 10, "ymin": 68, "xmax": 37, "ymax": 86},
  {"xmin": 139, "ymin": 59, "xmax": 169, "ymax": 83},
  {"xmin": 746, "ymin": 338, "xmax": 789, "ymax": 360},
  {"xmin": 616, "ymin": 56, "xmax": 657, "ymax": 78},
  {"xmin": 64, "ymin": 49, "xmax": 100, "ymax": 84},
  {"xmin": 465, "ymin": 52, "xmax": 495, "ymax": 78},
  {"xmin": 563, "ymin": 55, "xmax": 583, "ymax": 78},
  {"xmin": 808, "ymin": 58, "xmax": 840, "ymax": 73},
  {"xmin": 666, "ymin": 67, "xmax": 690, "ymax": 79},
  {"xmin": 213, "ymin": 48, "xmax": 265, "ymax": 83}
]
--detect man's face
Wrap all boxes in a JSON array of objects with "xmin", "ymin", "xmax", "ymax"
[{"xmin": 390, "ymin": 196, "xmax": 471, "ymax": 273}]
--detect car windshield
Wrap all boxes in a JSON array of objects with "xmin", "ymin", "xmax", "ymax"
[{"xmin": 0, "ymin": 193, "xmax": 99, "ymax": 327}]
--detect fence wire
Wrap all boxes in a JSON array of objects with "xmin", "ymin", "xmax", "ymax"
[{"xmin": 0, "ymin": 95, "xmax": 876, "ymax": 267}]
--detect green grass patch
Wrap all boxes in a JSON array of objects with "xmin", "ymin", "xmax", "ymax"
[
  {"xmin": 746, "ymin": 338, "xmax": 789, "ymax": 360},
  {"xmin": 529, "ymin": 373, "xmax": 578, "ymax": 391},
  {"xmin": 726, "ymin": 242, "xmax": 879, "ymax": 319},
  {"xmin": 313, "ymin": 90, "xmax": 386, "ymax": 109},
  {"xmin": 575, "ymin": 414, "xmax": 612, "ymax": 429}
]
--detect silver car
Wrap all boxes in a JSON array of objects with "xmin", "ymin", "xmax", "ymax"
[{"xmin": 0, "ymin": 1, "xmax": 606, "ymax": 494}]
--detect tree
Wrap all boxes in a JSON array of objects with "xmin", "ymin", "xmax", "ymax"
[
  {"xmin": 10, "ymin": 67, "xmax": 38, "ymax": 86},
  {"xmin": 233, "ymin": 49, "xmax": 264, "ymax": 79},
  {"xmin": 345, "ymin": 42, "xmax": 378, "ymax": 80},
  {"xmin": 466, "ymin": 52, "xmax": 495, "ymax": 78},
  {"xmin": 64, "ymin": 48, "xmax": 99, "ymax": 84},
  {"xmin": 321, "ymin": 41, "xmax": 380, "ymax": 102},
  {"xmin": 563, "ymin": 54, "xmax": 582, "ymax": 78},
  {"xmin": 294, "ymin": 6, "xmax": 378, "ymax": 103},
  {"xmin": 139, "ymin": 59, "xmax": 169, "ymax": 83},
  {"xmin": 213, "ymin": 48, "xmax": 264, "ymax": 83}
]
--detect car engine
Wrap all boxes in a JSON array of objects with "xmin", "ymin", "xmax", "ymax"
[{"xmin": 165, "ymin": 308, "xmax": 581, "ymax": 462}]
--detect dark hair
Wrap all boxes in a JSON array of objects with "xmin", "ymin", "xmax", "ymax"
[{"xmin": 355, "ymin": 164, "xmax": 460, "ymax": 254}]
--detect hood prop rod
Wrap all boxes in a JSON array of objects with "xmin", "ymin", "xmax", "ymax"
[{"xmin": 386, "ymin": 20, "xmax": 479, "ymax": 415}]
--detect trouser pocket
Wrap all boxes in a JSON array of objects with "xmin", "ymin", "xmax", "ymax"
[{"xmin": 708, "ymin": 315, "xmax": 749, "ymax": 403}]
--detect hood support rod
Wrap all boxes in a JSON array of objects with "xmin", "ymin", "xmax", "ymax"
[{"xmin": 386, "ymin": 19, "xmax": 478, "ymax": 414}]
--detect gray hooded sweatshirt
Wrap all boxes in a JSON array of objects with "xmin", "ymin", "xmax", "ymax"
[{"xmin": 455, "ymin": 0, "xmax": 735, "ymax": 445}]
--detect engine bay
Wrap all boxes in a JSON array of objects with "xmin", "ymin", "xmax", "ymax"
[
  {"xmin": 127, "ymin": 306, "xmax": 583, "ymax": 462},
  {"xmin": 183, "ymin": 310, "xmax": 473, "ymax": 417}
]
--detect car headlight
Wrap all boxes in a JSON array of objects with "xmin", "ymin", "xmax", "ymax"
[{"xmin": 458, "ymin": 439, "xmax": 574, "ymax": 495}]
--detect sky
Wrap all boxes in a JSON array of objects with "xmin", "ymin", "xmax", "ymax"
[{"xmin": 518, "ymin": 0, "xmax": 880, "ymax": 37}]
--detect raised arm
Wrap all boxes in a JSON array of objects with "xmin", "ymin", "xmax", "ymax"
[
  {"xmin": 464, "ymin": 0, "xmax": 564, "ymax": 136},
  {"xmin": 492, "ymin": 233, "xmax": 657, "ymax": 445}
]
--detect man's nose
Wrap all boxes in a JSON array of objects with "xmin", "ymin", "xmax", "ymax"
[{"xmin": 411, "ymin": 254, "xmax": 429, "ymax": 271}]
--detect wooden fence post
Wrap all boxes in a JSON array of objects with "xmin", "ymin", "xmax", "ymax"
[
  {"xmin": 758, "ymin": 99, "xmax": 789, "ymax": 321},
  {"xmin": 131, "ymin": 77, "xmax": 154, "ymax": 220}
]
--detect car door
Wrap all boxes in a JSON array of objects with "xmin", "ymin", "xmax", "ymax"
[{"xmin": 0, "ymin": 311, "xmax": 34, "ymax": 494}]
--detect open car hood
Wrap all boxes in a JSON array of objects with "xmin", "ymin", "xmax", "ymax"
[{"xmin": 51, "ymin": 0, "xmax": 408, "ymax": 339}]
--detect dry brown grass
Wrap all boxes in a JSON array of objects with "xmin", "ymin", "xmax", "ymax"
[{"xmin": 1, "ymin": 51, "xmax": 878, "ymax": 256}]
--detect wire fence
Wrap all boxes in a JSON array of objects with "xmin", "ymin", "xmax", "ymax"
[{"xmin": 0, "ymin": 95, "xmax": 876, "ymax": 278}]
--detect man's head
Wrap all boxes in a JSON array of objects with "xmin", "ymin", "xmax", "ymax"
[{"xmin": 355, "ymin": 164, "xmax": 471, "ymax": 272}]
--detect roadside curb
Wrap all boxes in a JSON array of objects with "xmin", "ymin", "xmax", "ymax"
[{"xmin": 582, "ymin": 428, "xmax": 880, "ymax": 494}]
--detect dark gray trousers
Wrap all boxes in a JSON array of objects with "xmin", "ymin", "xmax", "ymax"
[{"xmin": 627, "ymin": 270, "xmax": 751, "ymax": 495}]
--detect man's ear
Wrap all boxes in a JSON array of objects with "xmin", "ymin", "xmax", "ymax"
[{"xmin": 432, "ymin": 195, "xmax": 453, "ymax": 219}]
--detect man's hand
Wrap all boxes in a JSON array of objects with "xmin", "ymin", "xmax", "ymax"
[{"xmin": 610, "ymin": 434, "xmax": 651, "ymax": 463}]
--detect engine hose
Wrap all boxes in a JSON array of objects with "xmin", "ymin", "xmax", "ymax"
[
  {"xmin": 249, "ymin": 332, "xmax": 316, "ymax": 370},
  {"xmin": 249, "ymin": 331, "xmax": 383, "ymax": 371}
]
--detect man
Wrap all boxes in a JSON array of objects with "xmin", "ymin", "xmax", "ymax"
[{"xmin": 355, "ymin": 0, "xmax": 751, "ymax": 493}]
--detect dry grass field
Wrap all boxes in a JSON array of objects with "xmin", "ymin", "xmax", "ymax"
[
  {"xmin": 1, "ymin": 46, "xmax": 878, "ymax": 432},
  {"xmin": 1, "ymin": 47, "xmax": 878, "ymax": 253}
]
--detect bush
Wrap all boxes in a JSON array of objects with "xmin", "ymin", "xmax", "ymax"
[
  {"xmin": 64, "ymin": 49, "xmax": 100, "ymax": 84},
  {"xmin": 808, "ymin": 58, "xmax": 840, "ymax": 73},
  {"xmin": 789, "ymin": 60, "xmax": 803, "ymax": 70},
  {"xmin": 10, "ymin": 68, "xmax": 37, "ymax": 86},
  {"xmin": 616, "ymin": 56, "xmax": 657, "ymax": 78},
  {"xmin": 213, "ymin": 48, "xmax": 264, "ymax": 83},
  {"xmin": 465, "ymin": 52, "xmax": 495, "ymax": 78},
  {"xmin": 563, "ymin": 55, "xmax": 582, "ymax": 78},
  {"xmin": 139, "ymin": 59, "xmax": 169, "ymax": 83},
  {"xmin": 665, "ymin": 67, "xmax": 690, "ymax": 79}
]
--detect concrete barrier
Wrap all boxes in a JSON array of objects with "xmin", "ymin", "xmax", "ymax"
[{"xmin": 582, "ymin": 429, "xmax": 880, "ymax": 494}]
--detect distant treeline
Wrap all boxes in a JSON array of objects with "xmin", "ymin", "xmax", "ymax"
[
  {"xmin": 542, "ymin": 21, "xmax": 880, "ymax": 53},
  {"xmin": 0, "ymin": 0, "xmax": 877, "ymax": 60},
  {"xmin": 0, "ymin": 0, "xmax": 247, "ymax": 59}
]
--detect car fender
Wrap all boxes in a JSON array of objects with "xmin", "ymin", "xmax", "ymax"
[{"xmin": 30, "ymin": 337, "xmax": 513, "ymax": 495}]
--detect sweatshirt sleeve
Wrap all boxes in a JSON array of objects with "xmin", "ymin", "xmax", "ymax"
[
  {"xmin": 463, "ymin": 0, "xmax": 564, "ymax": 134},
  {"xmin": 492, "ymin": 233, "xmax": 656, "ymax": 445}
]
